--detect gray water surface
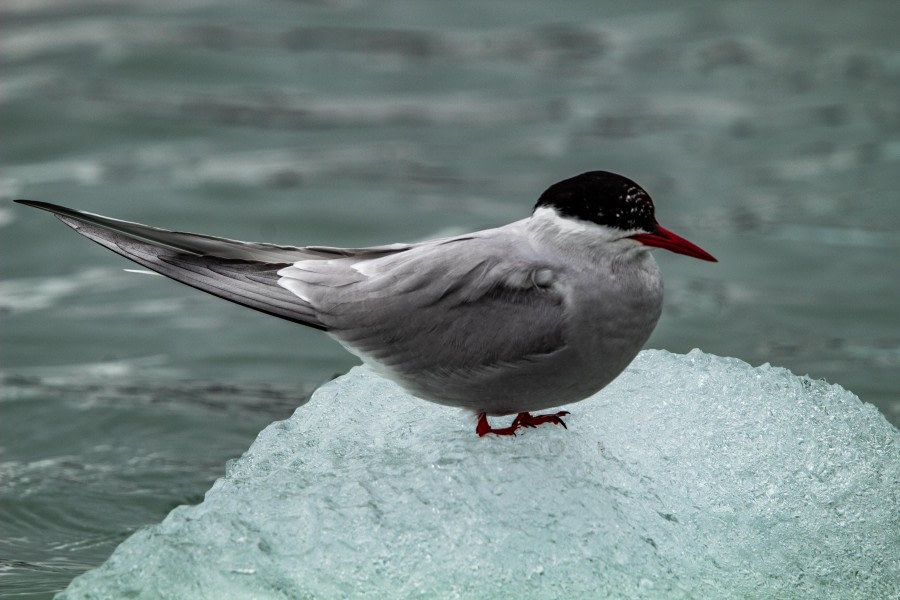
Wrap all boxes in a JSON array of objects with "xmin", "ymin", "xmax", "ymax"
[{"xmin": 2, "ymin": 1, "xmax": 898, "ymax": 597}]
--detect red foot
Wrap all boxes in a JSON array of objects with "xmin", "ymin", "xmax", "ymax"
[{"xmin": 476, "ymin": 411, "xmax": 570, "ymax": 437}]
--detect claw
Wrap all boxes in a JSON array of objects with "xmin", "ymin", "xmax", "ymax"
[{"xmin": 476, "ymin": 411, "xmax": 570, "ymax": 436}]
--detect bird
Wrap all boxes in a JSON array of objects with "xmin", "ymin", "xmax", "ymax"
[{"xmin": 15, "ymin": 171, "xmax": 716, "ymax": 436}]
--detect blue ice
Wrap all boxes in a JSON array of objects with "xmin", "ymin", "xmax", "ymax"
[{"xmin": 59, "ymin": 350, "xmax": 899, "ymax": 599}]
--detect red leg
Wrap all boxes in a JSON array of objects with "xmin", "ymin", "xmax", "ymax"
[
  {"xmin": 476, "ymin": 412, "xmax": 519, "ymax": 436},
  {"xmin": 476, "ymin": 411, "xmax": 571, "ymax": 436}
]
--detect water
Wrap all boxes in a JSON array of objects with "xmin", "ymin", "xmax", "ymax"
[{"xmin": 2, "ymin": 1, "xmax": 898, "ymax": 597}]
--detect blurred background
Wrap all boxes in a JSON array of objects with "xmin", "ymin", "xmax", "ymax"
[{"xmin": 2, "ymin": 0, "xmax": 898, "ymax": 597}]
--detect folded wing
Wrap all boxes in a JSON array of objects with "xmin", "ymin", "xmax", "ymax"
[
  {"xmin": 278, "ymin": 233, "xmax": 569, "ymax": 384},
  {"xmin": 18, "ymin": 201, "xmax": 571, "ymax": 393}
]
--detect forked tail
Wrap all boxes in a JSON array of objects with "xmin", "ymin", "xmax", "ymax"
[{"xmin": 15, "ymin": 200, "xmax": 327, "ymax": 330}]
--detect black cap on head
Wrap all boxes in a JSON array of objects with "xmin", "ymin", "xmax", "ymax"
[{"xmin": 534, "ymin": 171, "xmax": 657, "ymax": 232}]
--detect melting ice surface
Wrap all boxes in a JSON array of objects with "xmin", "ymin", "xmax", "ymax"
[{"xmin": 60, "ymin": 350, "xmax": 899, "ymax": 599}]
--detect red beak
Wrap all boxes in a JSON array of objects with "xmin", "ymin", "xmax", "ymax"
[{"xmin": 629, "ymin": 225, "xmax": 717, "ymax": 262}]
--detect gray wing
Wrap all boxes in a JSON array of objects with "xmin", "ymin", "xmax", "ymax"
[
  {"xmin": 14, "ymin": 200, "xmax": 411, "ymax": 330},
  {"xmin": 278, "ymin": 232, "xmax": 569, "ymax": 378}
]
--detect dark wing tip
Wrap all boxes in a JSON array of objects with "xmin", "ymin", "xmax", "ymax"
[
  {"xmin": 14, "ymin": 199, "xmax": 63, "ymax": 211},
  {"xmin": 14, "ymin": 199, "xmax": 101, "ymax": 230}
]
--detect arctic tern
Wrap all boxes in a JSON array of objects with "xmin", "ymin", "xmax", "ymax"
[{"xmin": 16, "ymin": 171, "xmax": 716, "ymax": 436}]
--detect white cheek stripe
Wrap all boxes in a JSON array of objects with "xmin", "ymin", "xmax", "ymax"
[{"xmin": 530, "ymin": 207, "xmax": 645, "ymax": 241}]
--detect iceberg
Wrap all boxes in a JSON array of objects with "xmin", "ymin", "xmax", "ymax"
[{"xmin": 59, "ymin": 350, "xmax": 899, "ymax": 599}]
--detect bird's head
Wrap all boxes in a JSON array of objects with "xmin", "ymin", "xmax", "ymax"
[{"xmin": 532, "ymin": 171, "xmax": 717, "ymax": 262}]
